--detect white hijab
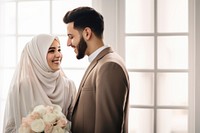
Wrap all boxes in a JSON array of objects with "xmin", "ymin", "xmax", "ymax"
[{"xmin": 3, "ymin": 34, "xmax": 76, "ymax": 133}]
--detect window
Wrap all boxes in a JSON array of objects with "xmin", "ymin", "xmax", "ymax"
[{"xmin": 123, "ymin": 0, "xmax": 193, "ymax": 132}]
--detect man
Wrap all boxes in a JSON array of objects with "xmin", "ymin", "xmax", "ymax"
[{"xmin": 63, "ymin": 6, "xmax": 130, "ymax": 133}]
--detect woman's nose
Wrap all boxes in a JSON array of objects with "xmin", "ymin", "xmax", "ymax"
[{"xmin": 55, "ymin": 51, "xmax": 62, "ymax": 57}]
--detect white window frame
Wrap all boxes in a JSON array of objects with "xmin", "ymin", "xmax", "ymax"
[{"xmin": 93, "ymin": 0, "xmax": 196, "ymax": 132}]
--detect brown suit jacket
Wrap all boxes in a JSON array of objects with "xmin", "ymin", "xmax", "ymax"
[{"xmin": 71, "ymin": 47, "xmax": 130, "ymax": 133}]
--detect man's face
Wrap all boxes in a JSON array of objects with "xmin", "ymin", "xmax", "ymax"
[
  {"xmin": 66, "ymin": 22, "xmax": 87, "ymax": 59},
  {"xmin": 76, "ymin": 35, "xmax": 87, "ymax": 59}
]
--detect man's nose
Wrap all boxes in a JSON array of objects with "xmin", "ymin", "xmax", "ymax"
[{"xmin": 67, "ymin": 39, "xmax": 72, "ymax": 46}]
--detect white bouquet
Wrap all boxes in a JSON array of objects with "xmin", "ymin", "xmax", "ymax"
[{"xmin": 18, "ymin": 105, "xmax": 71, "ymax": 133}]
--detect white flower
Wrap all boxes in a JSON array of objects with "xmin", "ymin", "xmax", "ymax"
[
  {"xmin": 53, "ymin": 109, "xmax": 65, "ymax": 119},
  {"xmin": 19, "ymin": 104, "xmax": 71, "ymax": 133},
  {"xmin": 18, "ymin": 126, "xmax": 31, "ymax": 133},
  {"xmin": 32, "ymin": 105, "xmax": 46, "ymax": 116},
  {"xmin": 43, "ymin": 112, "xmax": 57, "ymax": 123},
  {"xmin": 53, "ymin": 104, "xmax": 62, "ymax": 112},
  {"xmin": 52, "ymin": 126, "xmax": 65, "ymax": 133},
  {"xmin": 30, "ymin": 118, "xmax": 45, "ymax": 132}
]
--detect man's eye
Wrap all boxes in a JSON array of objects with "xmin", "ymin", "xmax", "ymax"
[{"xmin": 68, "ymin": 35, "xmax": 73, "ymax": 39}]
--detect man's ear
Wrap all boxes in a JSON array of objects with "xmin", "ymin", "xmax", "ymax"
[{"xmin": 83, "ymin": 27, "xmax": 92, "ymax": 40}]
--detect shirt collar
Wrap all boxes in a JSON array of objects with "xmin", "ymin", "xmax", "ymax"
[{"xmin": 88, "ymin": 45, "xmax": 108, "ymax": 63}]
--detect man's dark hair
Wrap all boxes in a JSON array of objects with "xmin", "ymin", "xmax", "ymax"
[{"xmin": 63, "ymin": 6, "xmax": 104, "ymax": 39}]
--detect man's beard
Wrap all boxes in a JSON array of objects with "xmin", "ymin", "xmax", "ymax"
[{"xmin": 77, "ymin": 36, "xmax": 87, "ymax": 59}]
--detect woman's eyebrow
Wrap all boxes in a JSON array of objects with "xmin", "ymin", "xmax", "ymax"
[
  {"xmin": 48, "ymin": 47, "xmax": 55, "ymax": 50},
  {"xmin": 49, "ymin": 46, "xmax": 61, "ymax": 49}
]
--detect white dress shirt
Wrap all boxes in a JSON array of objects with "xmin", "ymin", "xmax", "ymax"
[{"xmin": 88, "ymin": 45, "xmax": 108, "ymax": 63}]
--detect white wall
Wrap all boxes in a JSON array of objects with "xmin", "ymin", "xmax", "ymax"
[{"xmin": 92, "ymin": 0, "xmax": 120, "ymax": 54}]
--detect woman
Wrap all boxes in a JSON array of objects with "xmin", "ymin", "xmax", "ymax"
[{"xmin": 3, "ymin": 34, "xmax": 76, "ymax": 133}]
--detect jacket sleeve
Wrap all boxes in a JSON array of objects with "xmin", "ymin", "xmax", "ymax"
[{"xmin": 95, "ymin": 62, "xmax": 129, "ymax": 133}]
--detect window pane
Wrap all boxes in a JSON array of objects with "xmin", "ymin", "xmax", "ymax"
[
  {"xmin": 129, "ymin": 72, "xmax": 154, "ymax": 105},
  {"xmin": 0, "ymin": 36, "xmax": 16, "ymax": 67},
  {"xmin": 18, "ymin": 1, "xmax": 50, "ymax": 34},
  {"xmin": 59, "ymin": 36, "xmax": 89, "ymax": 68},
  {"xmin": 0, "ymin": 37, "xmax": 4, "ymax": 66},
  {"xmin": 0, "ymin": 3, "xmax": 4, "ymax": 35},
  {"xmin": 125, "ymin": 36, "xmax": 154, "ymax": 69},
  {"xmin": 129, "ymin": 108, "xmax": 154, "ymax": 133},
  {"xmin": 52, "ymin": 0, "xmax": 92, "ymax": 34},
  {"xmin": 0, "ymin": 2, "xmax": 16, "ymax": 34},
  {"xmin": 63, "ymin": 69, "xmax": 86, "ymax": 90},
  {"xmin": 157, "ymin": 36, "xmax": 188, "ymax": 69},
  {"xmin": 125, "ymin": 0, "xmax": 154, "ymax": 33},
  {"xmin": 157, "ymin": 109, "xmax": 188, "ymax": 133},
  {"xmin": 157, "ymin": 0, "xmax": 188, "ymax": 32},
  {"xmin": 157, "ymin": 73, "xmax": 188, "ymax": 106}
]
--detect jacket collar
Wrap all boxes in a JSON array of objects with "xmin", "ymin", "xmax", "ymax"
[{"xmin": 72, "ymin": 47, "xmax": 113, "ymax": 114}]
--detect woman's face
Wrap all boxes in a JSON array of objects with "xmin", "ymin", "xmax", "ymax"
[{"xmin": 46, "ymin": 39, "xmax": 62, "ymax": 71}]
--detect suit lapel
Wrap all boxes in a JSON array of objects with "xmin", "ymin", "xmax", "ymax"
[
  {"xmin": 72, "ymin": 60, "xmax": 97, "ymax": 109},
  {"xmin": 72, "ymin": 47, "xmax": 113, "ymax": 114}
]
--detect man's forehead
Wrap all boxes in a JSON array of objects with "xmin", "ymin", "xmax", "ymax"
[{"xmin": 66, "ymin": 22, "xmax": 74, "ymax": 30}]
